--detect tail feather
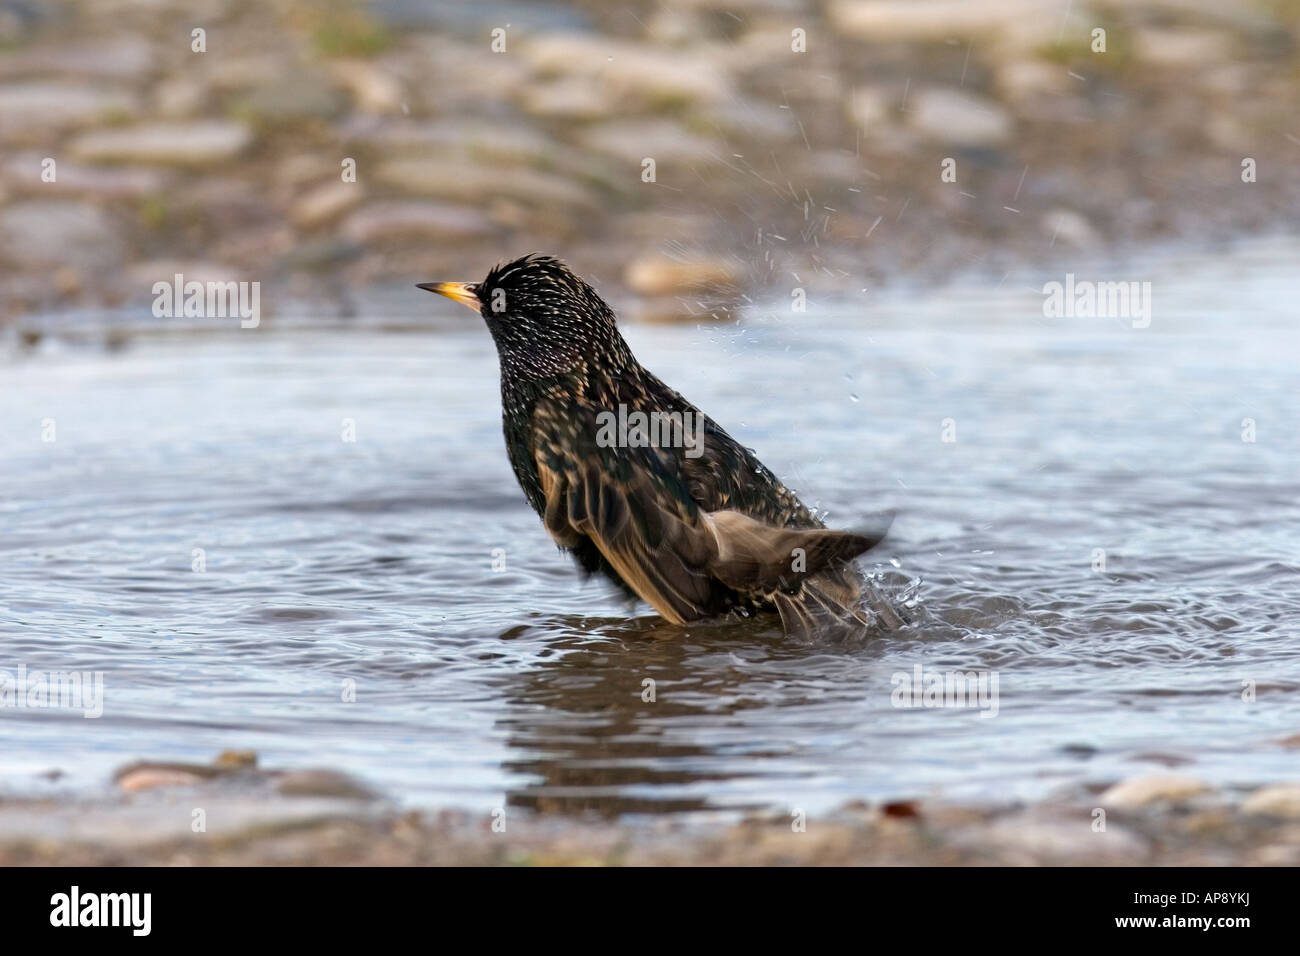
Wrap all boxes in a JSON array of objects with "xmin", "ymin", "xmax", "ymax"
[
  {"xmin": 702, "ymin": 508, "xmax": 899, "ymax": 641},
  {"xmin": 705, "ymin": 509, "xmax": 890, "ymax": 595},
  {"xmin": 773, "ymin": 569, "xmax": 880, "ymax": 641}
]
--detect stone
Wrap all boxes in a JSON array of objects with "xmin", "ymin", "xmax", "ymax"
[
  {"xmin": 215, "ymin": 749, "xmax": 259, "ymax": 769},
  {"xmin": 847, "ymin": 85, "xmax": 891, "ymax": 129},
  {"xmin": 70, "ymin": 122, "xmax": 252, "ymax": 166},
  {"xmin": 521, "ymin": 34, "xmax": 733, "ymax": 105},
  {"xmin": 127, "ymin": 260, "xmax": 250, "ymax": 290},
  {"xmin": 376, "ymin": 158, "xmax": 599, "ymax": 209},
  {"xmin": 962, "ymin": 817, "xmax": 1149, "ymax": 863},
  {"xmin": 415, "ymin": 36, "xmax": 531, "ymax": 105},
  {"xmin": 276, "ymin": 153, "xmax": 340, "ymax": 187},
  {"xmin": 0, "ymin": 82, "xmax": 137, "ymax": 127},
  {"xmin": 701, "ymin": 95, "xmax": 798, "ymax": 141},
  {"xmin": 292, "ymin": 181, "xmax": 365, "ymax": 228},
  {"xmin": 0, "ymin": 37, "xmax": 155, "ymax": 80},
  {"xmin": 1041, "ymin": 208, "xmax": 1099, "ymax": 247},
  {"xmin": 1241, "ymin": 784, "xmax": 1300, "ymax": 818},
  {"xmin": 3, "ymin": 155, "xmax": 166, "ymax": 198},
  {"xmin": 800, "ymin": 150, "xmax": 871, "ymax": 186},
  {"xmin": 0, "ymin": 200, "xmax": 122, "ymax": 270},
  {"xmin": 371, "ymin": 119, "xmax": 552, "ymax": 164},
  {"xmin": 275, "ymin": 769, "xmax": 378, "ymax": 800},
  {"xmin": 579, "ymin": 119, "xmax": 719, "ymax": 165},
  {"xmin": 1100, "ymin": 774, "xmax": 1212, "ymax": 808},
  {"xmin": 1133, "ymin": 29, "xmax": 1233, "ymax": 68},
  {"xmin": 201, "ymin": 54, "xmax": 287, "ymax": 92},
  {"xmin": 328, "ymin": 60, "xmax": 405, "ymax": 114},
  {"xmin": 629, "ymin": 296, "xmax": 701, "ymax": 324},
  {"xmin": 907, "ymin": 88, "xmax": 1013, "ymax": 147},
  {"xmin": 238, "ymin": 73, "xmax": 346, "ymax": 121},
  {"xmin": 341, "ymin": 200, "xmax": 495, "ymax": 243},
  {"xmin": 153, "ymin": 77, "xmax": 209, "ymax": 117},
  {"xmin": 518, "ymin": 76, "xmax": 616, "ymax": 120},
  {"xmin": 829, "ymin": 0, "xmax": 1063, "ymax": 45},
  {"xmin": 995, "ymin": 61, "xmax": 1070, "ymax": 103},
  {"xmin": 624, "ymin": 255, "xmax": 739, "ymax": 295},
  {"xmin": 117, "ymin": 767, "xmax": 207, "ymax": 792}
]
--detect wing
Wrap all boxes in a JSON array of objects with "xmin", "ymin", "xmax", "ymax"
[
  {"xmin": 629, "ymin": 371, "xmax": 822, "ymax": 528},
  {"xmin": 532, "ymin": 398, "xmax": 717, "ymax": 622},
  {"xmin": 531, "ymin": 398, "xmax": 884, "ymax": 624}
]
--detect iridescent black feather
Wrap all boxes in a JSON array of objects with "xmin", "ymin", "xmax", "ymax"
[{"xmin": 422, "ymin": 254, "xmax": 889, "ymax": 637}]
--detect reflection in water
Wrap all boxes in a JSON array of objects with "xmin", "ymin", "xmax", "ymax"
[
  {"xmin": 498, "ymin": 617, "xmax": 785, "ymax": 816},
  {"xmin": 492, "ymin": 584, "xmax": 985, "ymax": 817}
]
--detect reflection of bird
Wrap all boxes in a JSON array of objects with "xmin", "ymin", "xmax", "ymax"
[{"xmin": 419, "ymin": 254, "xmax": 889, "ymax": 638}]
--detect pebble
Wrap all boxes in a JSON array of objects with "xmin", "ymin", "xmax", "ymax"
[
  {"xmin": 624, "ymin": 256, "xmax": 739, "ymax": 296},
  {"xmin": 0, "ymin": 200, "xmax": 121, "ymax": 270},
  {"xmin": 275, "ymin": 153, "xmax": 340, "ymax": 188},
  {"xmin": 215, "ymin": 749, "xmax": 259, "ymax": 769},
  {"xmin": 518, "ymin": 76, "xmax": 616, "ymax": 120},
  {"xmin": 907, "ymin": 88, "xmax": 1013, "ymax": 147},
  {"xmin": 995, "ymin": 61, "xmax": 1070, "ymax": 103},
  {"xmin": 521, "ymin": 34, "xmax": 733, "ymax": 104},
  {"xmin": 153, "ymin": 77, "xmax": 209, "ymax": 117},
  {"xmin": 275, "ymin": 769, "xmax": 378, "ymax": 800},
  {"xmin": 829, "ymin": 0, "xmax": 1061, "ymax": 45},
  {"xmin": 1100, "ymin": 774, "xmax": 1212, "ymax": 808},
  {"xmin": 847, "ymin": 85, "xmax": 891, "ymax": 130},
  {"xmin": 1042, "ymin": 208, "xmax": 1099, "ymax": 248},
  {"xmin": 376, "ymin": 158, "xmax": 598, "ymax": 209},
  {"xmin": 238, "ymin": 73, "xmax": 346, "ymax": 121},
  {"xmin": 341, "ymin": 200, "xmax": 495, "ymax": 243},
  {"xmin": 700, "ymin": 95, "xmax": 798, "ymax": 141},
  {"xmin": 3, "ymin": 155, "xmax": 165, "ymax": 198},
  {"xmin": 1241, "ymin": 784, "xmax": 1300, "ymax": 818},
  {"xmin": 0, "ymin": 37, "xmax": 154, "ymax": 80},
  {"xmin": 328, "ymin": 60, "xmax": 405, "ymax": 114},
  {"xmin": 1134, "ymin": 28, "xmax": 1234, "ymax": 68},
  {"xmin": 292, "ymin": 181, "xmax": 365, "ymax": 228},
  {"xmin": 962, "ymin": 817, "xmax": 1150, "ymax": 863},
  {"xmin": 126, "ymin": 260, "xmax": 247, "ymax": 289},
  {"xmin": 116, "ymin": 767, "xmax": 209, "ymax": 792},
  {"xmin": 0, "ymin": 82, "xmax": 136, "ymax": 127},
  {"xmin": 371, "ymin": 119, "xmax": 552, "ymax": 164},
  {"xmin": 71, "ymin": 121, "xmax": 252, "ymax": 166},
  {"xmin": 579, "ymin": 119, "xmax": 720, "ymax": 165}
]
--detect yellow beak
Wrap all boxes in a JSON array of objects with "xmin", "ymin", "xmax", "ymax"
[{"xmin": 416, "ymin": 282, "xmax": 480, "ymax": 312}]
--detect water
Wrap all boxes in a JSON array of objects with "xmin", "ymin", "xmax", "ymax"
[{"xmin": 3, "ymin": 240, "xmax": 1299, "ymax": 818}]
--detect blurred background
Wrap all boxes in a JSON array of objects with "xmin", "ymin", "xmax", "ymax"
[
  {"xmin": 2, "ymin": 0, "xmax": 1298, "ymax": 335},
  {"xmin": 4, "ymin": 0, "xmax": 1300, "ymax": 865}
]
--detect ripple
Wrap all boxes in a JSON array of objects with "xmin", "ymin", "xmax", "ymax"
[{"xmin": 2, "ymin": 310, "xmax": 1299, "ymax": 815}]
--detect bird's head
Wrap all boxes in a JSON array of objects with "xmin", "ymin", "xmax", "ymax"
[{"xmin": 418, "ymin": 254, "xmax": 626, "ymax": 380}]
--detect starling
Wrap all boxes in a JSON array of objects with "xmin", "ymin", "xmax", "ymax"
[{"xmin": 418, "ymin": 254, "xmax": 890, "ymax": 638}]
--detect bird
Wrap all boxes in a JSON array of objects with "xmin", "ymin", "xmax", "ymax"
[{"xmin": 418, "ymin": 254, "xmax": 891, "ymax": 639}]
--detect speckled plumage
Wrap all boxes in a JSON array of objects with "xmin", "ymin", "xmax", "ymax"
[{"xmin": 420, "ymin": 254, "xmax": 887, "ymax": 637}]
